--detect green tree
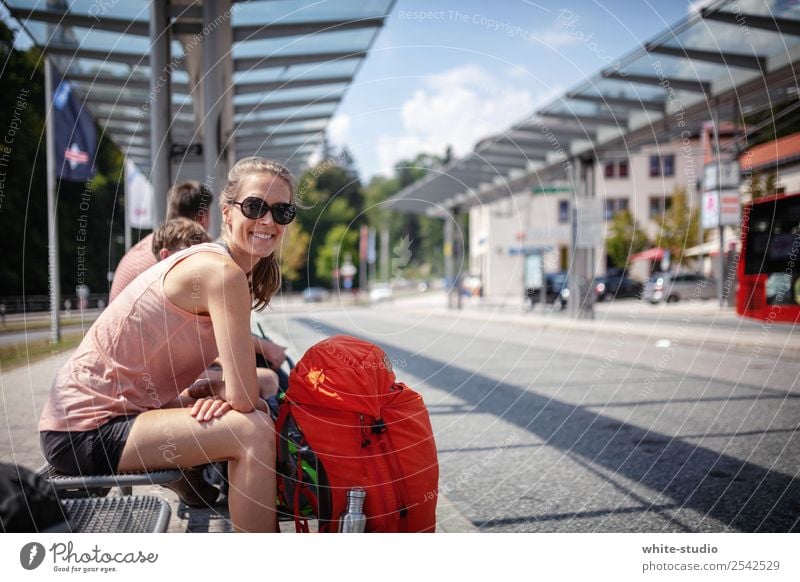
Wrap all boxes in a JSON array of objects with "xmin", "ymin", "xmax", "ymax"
[
  {"xmin": 658, "ymin": 186, "xmax": 699, "ymax": 267},
  {"xmin": 605, "ymin": 209, "xmax": 651, "ymax": 269},
  {"xmin": 295, "ymin": 165, "xmax": 359, "ymax": 286},
  {"xmin": 0, "ymin": 21, "xmax": 126, "ymax": 302},
  {"xmin": 315, "ymin": 224, "xmax": 358, "ymax": 283},
  {"xmin": 278, "ymin": 223, "xmax": 310, "ymax": 290}
]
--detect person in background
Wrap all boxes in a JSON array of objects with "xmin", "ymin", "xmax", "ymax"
[
  {"xmin": 40, "ymin": 157, "xmax": 299, "ymax": 532},
  {"xmin": 110, "ymin": 181, "xmax": 212, "ymax": 303},
  {"xmin": 151, "ymin": 217, "xmax": 212, "ymax": 260}
]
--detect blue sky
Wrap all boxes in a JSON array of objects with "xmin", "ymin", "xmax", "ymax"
[{"xmin": 331, "ymin": 0, "xmax": 697, "ymax": 180}]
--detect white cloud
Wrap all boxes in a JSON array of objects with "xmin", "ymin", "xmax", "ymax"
[
  {"xmin": 376, "ymin": 65, "xmax": 539, "ymax": 176},
  {"xmin": 327, "ymin": 114, "xmax": 351, "ymax": 145},
  {"xmin": 531, "ymin": 28, "xmax": 580, "ymax": 48}
]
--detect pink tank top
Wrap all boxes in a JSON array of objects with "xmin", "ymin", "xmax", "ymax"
[{"xmin": 40, "ymin": 243, "xmax": 228, "ymax": 432}]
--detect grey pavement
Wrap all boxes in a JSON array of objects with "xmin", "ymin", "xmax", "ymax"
[{"xmin": 2, "ymin": 293, "xmax": 798, "ymax": 532}]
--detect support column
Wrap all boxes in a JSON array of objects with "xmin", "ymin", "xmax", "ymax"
[
  {"xmin": 45, "ymin": 57, "xmax": 60, "ymax": 344},
  {"xmin": 445, "ymin": 210, "xmax": 455, "ymax": 308},
  {"xmin": 568, "ymin": 157, "xmax": 595, "ymax": 319},
  {"xmin": 150, "ymin": 0, "xmax": 171, "ymax": 227},
  {"xmin": 203, "ymin": 0, "xmax": 232, "ymax": 237}
]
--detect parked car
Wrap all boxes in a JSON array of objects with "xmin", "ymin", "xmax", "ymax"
[
  {"xmin": 526, "ymin": 272, "xmax": 568, "ymax": 309},
  {"xmin": 369, "ymin": 283, "xmax": 393, "ymax": 302},
  {"xmin": 642, "ymin": 272, "xmax": 716, "ymax": 303},
  {"xmin": 593, "ymin": 274, "xmax": 644, "ymax": 302},
  {"xmin": 302, "ymin": 287, "xmax": 330, "ymax": 303}
]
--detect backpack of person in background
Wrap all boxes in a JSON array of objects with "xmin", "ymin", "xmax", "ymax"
[
  {"xmin": 275, "ymin": 335, "xmax": 439, "ymax": 533},
  {"xmin": 0, "ymin": 463, "xmax": 66, "ymax": 532}
]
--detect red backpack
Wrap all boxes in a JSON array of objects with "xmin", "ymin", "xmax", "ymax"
[{"xmin": 275, "ymin": 335, "xmax": 439, "ymax": 532}]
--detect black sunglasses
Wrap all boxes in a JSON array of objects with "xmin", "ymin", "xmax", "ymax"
[{"xmin": 231, "ymin": 197, "xmax": 297, "ymax": 225}]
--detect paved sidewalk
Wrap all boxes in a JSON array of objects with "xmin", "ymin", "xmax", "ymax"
[
  {"xmin": 399, "ymin": 294, "xmax": 799, "ymax": 361},
  {"xmin": 0, "ymin": 345, "xmax": 474, "ymax": 532}
]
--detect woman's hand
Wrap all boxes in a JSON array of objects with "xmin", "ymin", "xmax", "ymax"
[{"xmin": 190, "ymin": 396, "xmax": 232, "ymax": 422}]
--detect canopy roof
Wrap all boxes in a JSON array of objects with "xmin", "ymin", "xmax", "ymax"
[
  {"xmin": 388, "ymin": 0, "xmax": 800, "ymax": 215},
  {"xmin": 3, "ymin": 0, "xmax": 394, "ymax": 177}
]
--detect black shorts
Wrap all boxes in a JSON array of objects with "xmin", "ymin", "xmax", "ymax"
[{"xmin": 40, "ymin": 415, "xmax": 137, "ymax": 475}]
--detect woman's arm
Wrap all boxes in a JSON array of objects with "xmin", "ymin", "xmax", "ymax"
[{"xmin": 163, "ymin": 252, "xmax": 260, "ymax": 414}]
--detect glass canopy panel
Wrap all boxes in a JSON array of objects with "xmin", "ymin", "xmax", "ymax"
[
  {"xmin": 539, "ymin": 97, "xmax": 630, "ymax": 124},
  {"xmin": 658, "ymin": 17, "xmax": 800, "ymax": 56},
  {"xmin": 572, "ymin": 78, "xmax": 667, "ymax": 103},
  {"xmin": 233, "ymin": 29, "xmax": 375, "ymax": 57},
  {"xmin": 233, "ymin": 103, "xmax": 336, "ymax": 124},
  {"xmin": 231, "ymin": 0, "xmax": 393, "ymax": 24},
  {"xmin": 235, "ymin": 119, "xmax": 328, "ymax": 135},
  {"xmin": 233, "ymin": 59, "xmax": 360, "ymax": 83},
  {"xmin": 18, "ymin": 21, "xmax": 182, "ymax": 57},
  {"xmin": 715, "ymin": 0, "xmax": 800, "ymax": 20},
  {"xmin": 233, "ymin": 86, "xmax": 346, "ymax": 106},
  {"xmin": 620, "ymin": 52, "xmax": 735, "ymax": 83},
  {"xmin": 4, "ymin": 0, "xmax": 150, "ymax": 21}
]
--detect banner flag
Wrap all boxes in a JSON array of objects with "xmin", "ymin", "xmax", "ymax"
[
  {"xmin": 53, "ymin": 74, "xmax": 97, "ymax": 182},
  {"xmin": 124, "ymin": 158, "xmax": 154, "ymax": 230}
]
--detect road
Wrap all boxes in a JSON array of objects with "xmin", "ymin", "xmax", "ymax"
[
  {"xmin": 255, "ymin": 297, "xmax": 800, "ymax": 533},
  {"xmin": 2, "ymin": 296, "xmax": 797, "ymax": 533}
]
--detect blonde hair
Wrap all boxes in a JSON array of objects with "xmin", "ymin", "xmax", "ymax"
[
  {"xmin": 219, "ymin": 157, "xmax": 297, "ymax": 311},
  {"xmin": 151, "ymin": 217, "xmax": 211, "ymax": 259}
]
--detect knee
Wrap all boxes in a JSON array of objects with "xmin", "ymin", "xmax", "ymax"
[{"xmin": 228, "ymin": 410, "xmax": 275, "ymax": 458}]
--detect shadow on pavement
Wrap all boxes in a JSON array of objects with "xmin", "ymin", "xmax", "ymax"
[{"xmin": 294, "ymin": 317, "xmax": 800, "ymax": 532}]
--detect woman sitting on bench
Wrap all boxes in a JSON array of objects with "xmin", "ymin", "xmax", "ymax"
[{"xmin": 39, "ymin": 157, "xmax": 298, "ymax": 532}]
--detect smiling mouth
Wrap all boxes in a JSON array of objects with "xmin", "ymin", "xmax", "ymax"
[{"xmin": 251, "ymin": 232, "xmax": 275, "ymax": 240}]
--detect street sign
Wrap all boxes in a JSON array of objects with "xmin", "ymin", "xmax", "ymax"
[
  {"xmin": 718, "ymin": 188, "xmax": 741, "ymax": 226},
  {"xmin": 702, "ymin": 189, "xmax": 741, "ymax": 228},
  {"xmin": 703, "ymin": 161, "xmax": 739, "ymax": 191},
  {"xmin": 702, "ymin": 191, "xmax": 719, "ymax": 229},
  {"xmin": 533, "ymin": 185, "xmax": 573, "ymax": 194}
]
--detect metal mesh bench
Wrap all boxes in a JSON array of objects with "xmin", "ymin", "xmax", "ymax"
[
  {"xmin": 56, "ymin": 495, "xmax": 171, "ymax": 533},
  {"xmin": 39, "ymin": 464, "xmax": 182, "ymax": 497}
]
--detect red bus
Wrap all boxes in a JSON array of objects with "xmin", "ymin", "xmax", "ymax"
[{"xmin": 737, "ymin": 191, "xmax": 800, "ymax": 323}]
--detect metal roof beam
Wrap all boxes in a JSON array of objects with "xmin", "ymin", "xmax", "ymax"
[
  {"xmin": 44, "ymin": 45, "xmax": 149, "ymax": 66},
  {"xmin": 565, "ymin": 92, "xmax": 665, "ymax": 111},
  {"xmin": 8, "ymin": 7, "xmax": 149, "ymax": 35},
  {"xmin": 234, "ymin": 17, "xmax": 385, "ymax": 42},
  {"xmin": 701, "ymin": 8, "xmax": 800, "ymax": 36},
  {"xmin": 604, "ymin": 71, "xmax": 711, "ymax": 93},
  {"xmin": 234, "ymin": 113, "xmax": 332, "ymax": 130},
  {"xmin": 234, "ymin": 50, "xmax": 365, "ymax": 71},
  {"xmin": 235, "ymin": 128, "xmax": 322, "ymax": 140},
  {"xmin": 234, "ymin": 75, "xmax": 353, "ymax": 95},
  {"xmin": 234, "ymin": 96, "xmax": 339, "ymax": 114},
  {"xmin": 69, "ymin": 73, "xmax": 190, "ymax": 94},
  {"xmin": 537, "ymin": 110, "xmax": 623, "ymax": 125},
  {"xmin": 234, "ymin": 130, "xmax": 322, "ymax": 145},
  {"xmin": 645, "ymin": 43, "xmax": 766, "ymax": 70},
  {"xmin": 515, "ymin": 122, "xmax": 598, "ymax": 140}
]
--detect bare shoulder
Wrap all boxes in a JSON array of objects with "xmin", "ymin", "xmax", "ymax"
[{"xmin": 164, "ymin": 250, "xmax": 247, "ymax": 313}]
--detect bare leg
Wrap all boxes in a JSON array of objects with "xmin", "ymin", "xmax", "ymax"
[
  {"xmin": 257, "ymin": 368, "xmax": 279, "ymax": 400},
  {"xmin": 118, "ymin": 407, "xmax": 276, "ymax": 532}
]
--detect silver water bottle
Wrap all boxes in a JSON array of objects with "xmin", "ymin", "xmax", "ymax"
[{"xmin": 338, "ymin": 488, "xmax": 367, "ymax": 533}]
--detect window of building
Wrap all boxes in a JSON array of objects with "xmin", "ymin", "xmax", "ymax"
[
  {"xmin": 649, "ymin": 155, "xmax": 660, "ymax": 177},
  {"xmin": 558, "ymin": 200, "xmax": 570, "ymax": 224},
  {"xmin": 618, "ymin": 160, "xmax": 628, "ymax": 178},
  {"xmin": 605, "ymin": 197, "xmax": 631, "ymax": 220},
  {"xmin": 649, "ymin": 196, "xmax": 673, "ymax": 218},
  {"xmin": 649, "ymin": 154, "xmax": 675, "ymax": 177},
  {"xmin": 649, "ymin": 197, "xmax": 664, "ymax": 218},
  {"xmin": 604, "ymin": 162, "xmax": 615, "ymax": 178},
  {"xmin": 663, "ymin": 154, "xmax": 675, "ymax": 177}
]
